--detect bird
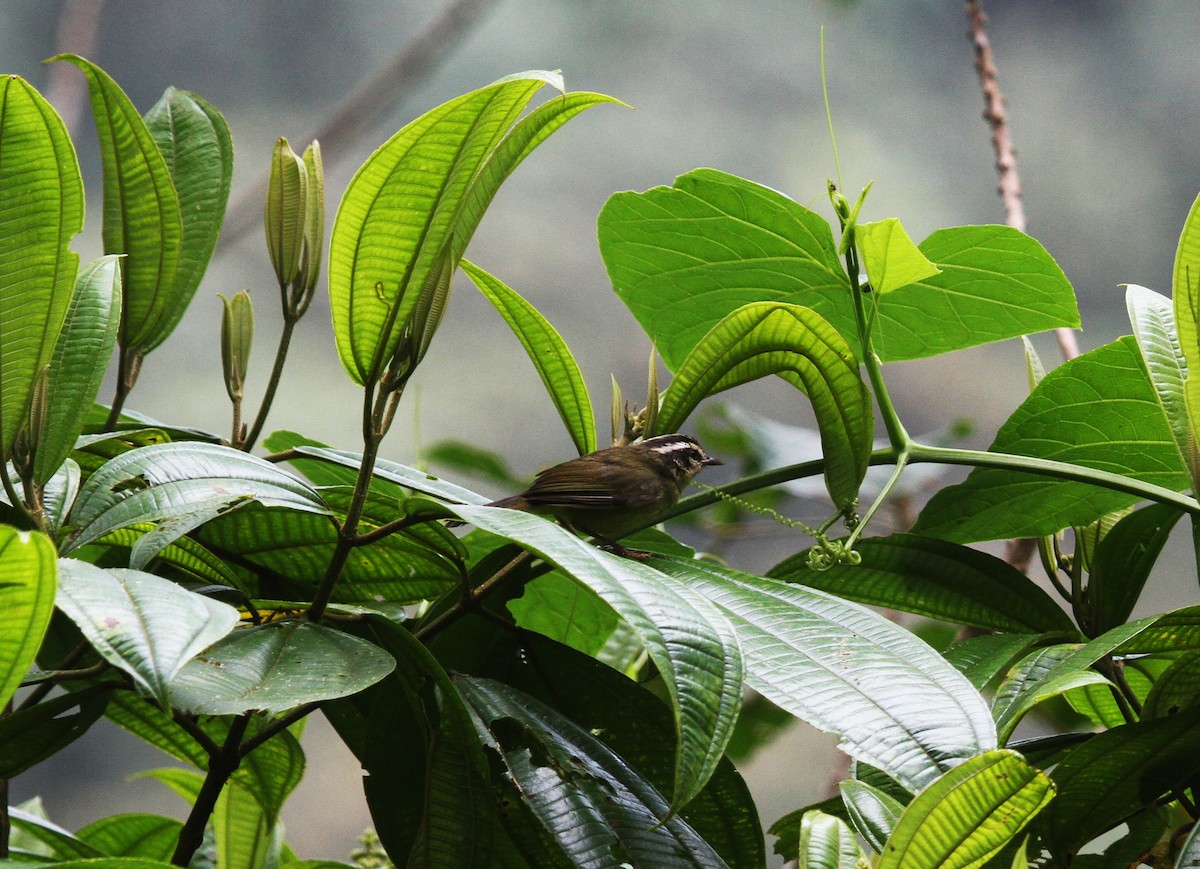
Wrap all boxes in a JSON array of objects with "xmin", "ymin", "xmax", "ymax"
[{"xmin": 478, "ymin": 433, "xmax": 722, "ymax": 556}]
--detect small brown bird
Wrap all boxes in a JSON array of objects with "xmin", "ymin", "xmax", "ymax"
[{"xmin": 484, "ymin": 433, "xmax": 722, "ymax": 551}]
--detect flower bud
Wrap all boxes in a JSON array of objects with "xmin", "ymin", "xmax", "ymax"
[
  {"xmin": 219, "ymin": 291, "xmax": 253, "ymax": 401},
  {"xmin": 265, "ymin": 138, "xmax": 307, "ymax": 288},
  {"xmin": 294, "ymin": 140, "xmax": 325, "ymax": 309}
]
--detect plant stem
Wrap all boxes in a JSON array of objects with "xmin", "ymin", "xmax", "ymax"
[
  {"xmin": 308, "ymin": 380, "xmax": 398, "ymax": 622},
  {"xmin": 172, "ymin": 714, "xmax": 250, "ymax": 867},
  {"xmin": 667, "ymin": 445, "xmax": 1200, "ymax": 525},
  {"xmin": 242, "ymin": 314, "xmax": 299, "ymax": 451},
  {"xmin": 105, "ymin": 345, "xmax": 141, "ymax": 429},
  {"xmin": 414, "ymin": 549, "xmax": 531, "ymax": 644}
]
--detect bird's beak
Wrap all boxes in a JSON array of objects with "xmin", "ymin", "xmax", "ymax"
[{"xmin": 703, "ymin": 456, "xmax": 724, "ymax": 466}]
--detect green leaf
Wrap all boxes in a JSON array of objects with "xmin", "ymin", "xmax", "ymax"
[
  {"xmin": 914, "ymin": 337, "xmax": 1190, "ymax": 542},
  {"xmin": 769, "ymin": 534, "xmax": 1075, "ymax": 634},
  {"xmin": 328, "ymin": 613, "xmax": 496, "ymax": 868},
  {"xmin": 1042, "ymin": 706, "xmax": 1200, "ymax": 857},
  {"xmin": 839, "ymin": 779, "xmax": 905, "ymax": 854},
  {"xmin": 507, "ymin": 570, "xmax": 619, "ymax": 657},
  {"xmin": 1090, "ymin": 502, "xmax": 1182, "ymax": 632},
  {"xmin": 654, "ymin": 301, "xmax": 873, "ymax": 506},
  {"xmin": 449, "ymin": 504, "xmax": 743, "ymax": 812},
  {"xmin": 0, "ymin": 860, "xmax": 177, "ymax": 869},
  {"xmin": 105, "ymin": 691, "xmax": 208, "ymax": 767},
  {"xmin": 78, "ymin": 814, "xmax": 182, "ymax": 861},
  {"xmin": 941, "ymin": 633, "xmax": 1044, "ymax": 692},
  {"xmin": 233, "ymin": 723, "xmax": 305, "ymax": 825},
  {"xmin": 329, "ymin": 73, "xmax": 616, "ymax": 384},
  {"xmin": 1064, "ymin": 656, "xmax": 1165, "ymax": 728},
  {"xmin": 646, "ymin": 556, "xmax": 996, "ymax": 793},
  {"xmin": 215, "ymin": 777, "xmax": 277, "ymax": 869},
  {"xmin": 457, "ymin": 675, "xmax": 732, "ymax": 868},
  {"xmin": 289, "ymin": 445, "xmax": 490, "ymax": 505},
  {"xmin": 63, "ymin": 441, "xmax": 331, "ymax": 554},
  {"xmin": 599, "ymin": 169, "xmax": 848, "ymax": 371},
  {"xmin": 0, "ymin": 75, "xmax": 82, "ymax": 459},
  {"xmin": 856, "ymin": 218, "xmax": 940, "ymax": 295},
  {"xmin": 51, "ymin": 55, "xmax": 183, "ymax": 353},
  {"xmin": 55, "ymin": 560, "xmax": 241, "ymax": 709},
  {"xmin": 7, "ymin": 806, "xmax": 105, "ymax": 860},
  {"xmin": 877, "ymin": 750, "xmax": 1053, "ymax": 869},
  {"xmin": 131, "ymin": 767, "xmax": 205, "ymax": 803},
  {"xmin": 143, "ymin": 87, "xmax": 232, "ymax": 351},
  {"xmin": 461, "ymin": 259, "xmax": 596, "ymax": 455},
  {"xmin": 1126, "ymin": 283, "xmax": 1192, "ymax": 478},
  {"xmin": 168, "ymin": 620, "xmax": 396, "ymax": 715},
  {"xmin": 1141, "ymin": 649, "xmax": 1200, "ymax": 718},
  {"xmin": 599, "ymin": 170, "xmax": 1077, "ymax": 368},
  {"xmin": 198, "ymin": 490, "xmax": 460, "ymax": 604},
  {"xmin": 991, "ymin": 645, "xmax": 1111, "ymax": 743},
  {"xmin": 0, "ymin": 527, "xmax": 56, "ymax": 709},
  {"xmin": 797, "ymin": 810, "xmax": 868, "ymax": 868},
  {"xmin": 35, "ymin": 256, "xmax": 123, "ymax": 485},
  {"xmin": 0, "ymin": 684, "xmax": 112, "ymax": 778},
  {"xmin": 483, "ymin": 630, "xmax": 764, "ymax": 868}
]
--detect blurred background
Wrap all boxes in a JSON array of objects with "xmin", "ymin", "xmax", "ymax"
[{"xmin": 4, "ymin": 1, "xmax": 1200, "ymax": 863}]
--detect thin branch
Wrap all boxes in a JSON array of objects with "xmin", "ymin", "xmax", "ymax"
[
  {"xmin": 218, "ymin": 0, "xmax": 500, "ymax": 248},
  {"xmin": 966, "ymin": 0, "xmax": 1079, "ymax": 363}
]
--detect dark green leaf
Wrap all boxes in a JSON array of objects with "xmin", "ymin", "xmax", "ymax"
[
  {"xmin": 457, "ymin": 675, "xmax": 732, "ymax": 868},
  {"xmin": 914, "ymin": 338, "xmax": 1190, "ymax": 542},
  {"xmin": 941, "ymin": 633, "xmax": 1046, "ymax": 692},
  {"xmin": 169, "ymin": 620, "xmax": 396, "ymax": 715},
  {"xmin": 1042, "ymin": 706, "xmax": 1200, "ymax": 857},
  {"xmin": 1141, "ymin": 649, "xmax": 1200, "ymax": 719},
  {"xmin": 0, "ymin": 685, "xmax": 112, "ymax": 777},
  {"xmin": 769, "ymin": 534, "xmax": 1075, "ymax": 634},
  {"xmin": 839, "ymin": 779, "xmax": 904, "ymax": 854},
  {"xmin": 1091, "ymin": 502, "xmax": 1183, "ymax": 632}
]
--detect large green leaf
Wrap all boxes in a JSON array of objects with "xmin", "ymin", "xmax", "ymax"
[
  {"xmin": 55, "ymin": 560, "xmax": 241, "ymax": 709},
  {"xmin": 598, "ymin": 169, "xmax": 1077, "ymax": 369},
  {"xmin": 168, "ymin": 620, "xmax": 396, "ymax": 715},
  {"xmin": 0, "ymin": 684, "xmax": 112, "ymax": 778},
  {"xmin": 914, "ymin": 337, "xmax": 1191, "ymax": 542},
  {"xmin": 646, "ymin": 556, "xmax": 996, "ymax": 793},
  {"xmin": 1090, "ymin": 502, "xmax": 1182, "ymax": 632},
  {"xmin": 480, "ymin": 630, "xmax": 765, "ymax": 868},
  {"xmin": 769, "ymin": 534, "xmax": 1075, "ymax": 634},
  {"xmin": 329, "ymin": 72, "xmax": 616, "ymax": 384},
  {"xmin": 289, "ymin": 445, "xmax": 491, "ymax": 505},
  {"xmin": 1041, "ymin": 706, "xmax": 1200, "ymax": 857},
  {"xmin": 991, "ymin": 645, "xmax": 1111, "ymax": 743},
  {"xmin": 142, "ymin": 87, "xmax": 232, "ymax": 351},
  {"xmin": 1173, "ymin": 190, "xmax": 1200, "ymax": 480},
  {"xmin": 0, "ymin": 75, "xmax": 82, "ymax": 458},
  {"xmin": 449, "ymin": 504, "xmax": 743, "ymax": 812},
  {"xmin": 457, "ymin": 675, "xmax": 732, "ymax": 868},
  {"xmin": 654, "ymin": 301, "xmax": 873, "ymax": 506},
  {"xmin": 77, "ymin": 814, "xmax": 182, "ymax": 861},
  {"xmin": 63, "ymin": 441, "xmax": 331, "ymax": 554},
  {"xmin": 839, "ymin": 779, "xmax": 905, "ymax": 854},
  {"xmin": 461, "ymin": 259, "xmax": 596, "ymax": 456},
  {"xmin": 877, "ymin": 750, "xmax": 1053, "ymax": 869},
  {"xmin": 214, "ymin": 780, "xmax": 275, "ymax": 869},
  {"xmin": 51, "ymin": 55, "xmax": 183, "ymax": 353},
  {"xmin": 34, "ymin": 256, "xmax": 123, "ymax": 485},
  {"xmin": 1126, "ymin": 284, "xmax": 1191, "ymax": 478},
  {"xmin": 0, "ymin": 527, "xmax": 57, "ymax": 709}
]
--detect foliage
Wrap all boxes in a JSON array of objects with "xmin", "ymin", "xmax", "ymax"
[{"xmin": 0, "ymin": 49, "xmax": 1197, "ymax": 869}]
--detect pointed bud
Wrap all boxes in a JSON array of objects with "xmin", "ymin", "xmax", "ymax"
[
  {"xmin": 642, "ymin": 345, "xmax": 659, "ymax": 438},
  {"xmin": 294, "ymin": 140, "xmax": 325, "ymax": 311},
  {"xmin": 219, "ymin": 292, "xmax": 254, "ymax": 401},
  {"xmin": 265, "ymin": 137, "xmax": 307, "ymax": 288},
  {"xmin": 610, "ymin": 375, "xmax": 623, "ymax": 446}
]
